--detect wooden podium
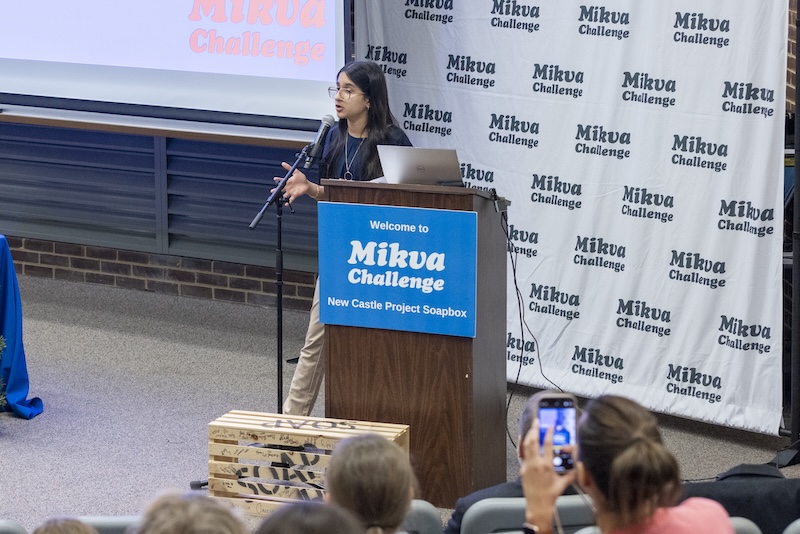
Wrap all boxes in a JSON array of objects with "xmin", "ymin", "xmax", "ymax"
[{"xmin": 321, "ymin": 180, "xmax": 507, "ymax": 507}]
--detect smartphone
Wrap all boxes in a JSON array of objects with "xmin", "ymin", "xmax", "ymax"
[{"xmin": 536, "ymin": 392, "xmax": 578, "ymax": 472}]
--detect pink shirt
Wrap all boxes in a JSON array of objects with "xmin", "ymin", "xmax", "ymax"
[{"xmin": 614, "ymin": 498, "xmax": 734, "ymax": 534}]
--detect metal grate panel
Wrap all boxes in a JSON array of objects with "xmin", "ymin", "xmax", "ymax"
[{"xmin": 0, "ymin": 123, "xmax": 320, "ymax": 270}]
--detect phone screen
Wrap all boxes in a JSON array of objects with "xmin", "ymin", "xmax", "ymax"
[{"xmin": 538, "ymin": 396, "xmax": 577, "ymax": 472}]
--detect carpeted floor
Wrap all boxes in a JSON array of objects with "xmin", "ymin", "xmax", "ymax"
[{"xmin": 1, "ymin": 275, "xmax": 798, "ymax": 533}]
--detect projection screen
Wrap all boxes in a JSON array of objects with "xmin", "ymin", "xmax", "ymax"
[{"xmin": 0, "ymin": 0, "xmax": 350, "ymax": 127}]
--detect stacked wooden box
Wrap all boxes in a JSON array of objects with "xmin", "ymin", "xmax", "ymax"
[{"xmin": 207, "ymin": 410, "xmax": 410, "ymax": 516}]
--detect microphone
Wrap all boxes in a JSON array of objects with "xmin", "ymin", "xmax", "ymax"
[{"xmin": 303, "ymin": 114, "xmax": 335, "ymax": 169}]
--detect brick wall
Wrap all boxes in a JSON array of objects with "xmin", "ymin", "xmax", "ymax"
[{"xmin": 6, "ymin": 236, "xmax": 315, "ymax": 311}]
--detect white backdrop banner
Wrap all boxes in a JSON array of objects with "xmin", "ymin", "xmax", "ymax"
[{"xmin": 355, "ymin": 0, "xmax": 788, "ymax": 434}]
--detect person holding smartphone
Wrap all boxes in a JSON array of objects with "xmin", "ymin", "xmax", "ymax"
[
  {"xmin": 520, "ymin": 394, "xmax": 733, "ymax": 534},
  {"xmin": 277, "ymin": 60, "xmax": 412, "ymax": 416},
  {"xmin": 443, "ymin": 392, "xmax": 577, "ymax": 534}
]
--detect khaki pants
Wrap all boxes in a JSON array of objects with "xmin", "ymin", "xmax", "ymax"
[{"xmin": 282, "ymin": 279, "xmax": 325, "ymax": 416}]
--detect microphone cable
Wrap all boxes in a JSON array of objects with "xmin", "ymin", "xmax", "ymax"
[{"xmin": 492, "ymin": 188, "xmax": 564, "ymax": 450}]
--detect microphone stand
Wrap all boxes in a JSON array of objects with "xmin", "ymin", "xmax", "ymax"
[
  {"xmin": 249, "ymin": 144, "xmax": 310, "ymax": 413},
  {"xmin": 188, "ymin": 145, "xmax": 310, "ymax": 492}
]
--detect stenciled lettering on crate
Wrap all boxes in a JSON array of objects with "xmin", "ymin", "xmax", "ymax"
[{"xmin": 207, "ymin": 410, "xmax": 410, "ymax": 516}]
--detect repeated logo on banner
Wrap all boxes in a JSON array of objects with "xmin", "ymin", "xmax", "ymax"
[{"xmin": 355, "ymin": 1, "xmax": 788, "ymax": 434}]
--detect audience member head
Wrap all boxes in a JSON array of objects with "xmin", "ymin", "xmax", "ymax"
[
  {"xmin": 577, "ymin": 395, "xmax": 681, "ymax": 527},
  {"xmin": 129, "ymin": 491, "xmax": 246, "ymax": 534},
  {"xmin": 33, "ymin": 518, "xmax": 99, "ymax": 534},
  {"xmin": 326, "ymin": 433, "xmax": 416, "ymax": 533},
  {"xmin": 254, "ymin": 502, "xmax": 362, "ymax": 534},
  {"xmin": 517, "ymin": 393, "xmax": 541, "ymax": 462}
]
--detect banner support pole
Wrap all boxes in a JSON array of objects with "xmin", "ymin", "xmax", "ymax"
[{"xmin": 771, "ymin": 10, "xmax": 800, "ymax": 468}]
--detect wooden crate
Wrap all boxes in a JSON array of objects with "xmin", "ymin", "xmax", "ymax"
[{"xmin": 207, "ymin": 410, "xmax": 410, "ymax": 516}]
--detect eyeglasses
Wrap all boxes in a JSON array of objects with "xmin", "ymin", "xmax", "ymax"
[{"xmin": 328, "ymin": 86, "xmax": 365, "ymax": 100}]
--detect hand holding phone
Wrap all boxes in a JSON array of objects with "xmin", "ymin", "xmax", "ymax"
[{"xmin": 535, "ymin": 392, "xmax": 578, "ymax": 472}]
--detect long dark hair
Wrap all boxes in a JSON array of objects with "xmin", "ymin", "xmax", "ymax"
[{"xmin": 326, "ymin": 60, "xmax": 400, "ymax": 181}]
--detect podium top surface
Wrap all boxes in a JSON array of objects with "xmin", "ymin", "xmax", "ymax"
[{"xmin": 321, "ymin": 179, "xmax": 510, "ymax": 206}]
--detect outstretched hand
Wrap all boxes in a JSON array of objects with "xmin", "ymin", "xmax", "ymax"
[
  {"xmin": 272, "ymin": 162, "xmax": 312, "ymax": 204},
  {"xmin": 520, "ymin": 420, "xmax": 578, "ymax": 532}
]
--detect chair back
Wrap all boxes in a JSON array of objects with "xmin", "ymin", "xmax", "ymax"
[
  {"xmin": 460, "ymin": 495, "xmax": 594, "ymax": 534},
  {"xmin": 0, "ymin": 520, "xmax": 27, "ymax": 534},
  {"xmin": 460, "ymin": 497, "xmax": 523, "ymax": 534},
  {"xmin": 78, "ymin": 516, "xmax": 140, "ymax": 534},
  {"xmin": 400, "ymin": 499, "xmax": 442, "ymax": 534},
  {"xmin": 784, "ymin": 518, "xmax": 800, "ymax": 534},
  {"xmin": 556, "ymin": 495, "xmax": 595, "ymax": 532},
  {"xmin": 730, "ymin": 516, "xmax": 762, "ymax": 534}
]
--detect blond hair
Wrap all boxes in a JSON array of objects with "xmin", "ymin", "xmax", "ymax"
[
  {"xmin": 33, "ymin": 518, "xmax": 98, "ymax": 534},
  {"xmin": 130, "ymin": 491, "xmax": 246, "ymax": 534}
]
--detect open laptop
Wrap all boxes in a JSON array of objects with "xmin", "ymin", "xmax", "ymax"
[{"xmin": 377, "ymin": 145, "xmax": 464, "ymax": 186}]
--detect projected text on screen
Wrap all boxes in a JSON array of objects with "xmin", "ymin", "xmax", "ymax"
[
  {"xmin": 0, "ymin": 0, "xmax": 334, "ymax": 81},
  {"xmin": 0, "ymin": 0, "xmax": 347, "ymax": 120}
]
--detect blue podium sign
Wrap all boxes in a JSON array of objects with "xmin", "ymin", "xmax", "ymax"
[{"xmin": 318, "ymin": 202, "xmax": 477, "ymax": 337}]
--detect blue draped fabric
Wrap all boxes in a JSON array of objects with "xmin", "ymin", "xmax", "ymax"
[{"xmin": 0, "ymin": 235, "xmax": 43, "ymax": 418}]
